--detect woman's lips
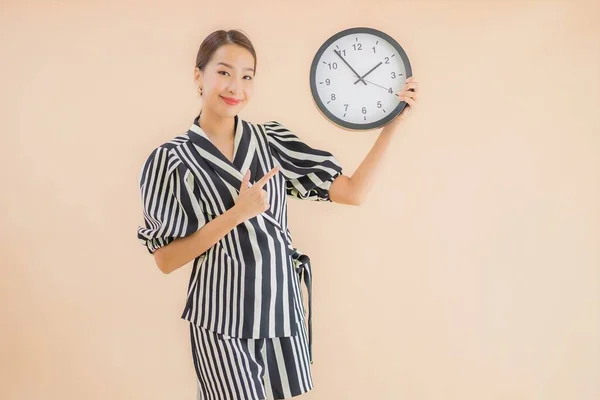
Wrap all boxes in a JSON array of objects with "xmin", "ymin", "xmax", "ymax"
[{"xmin": 220, "ymin": 96, "xmax": 240, "ymax": 105}]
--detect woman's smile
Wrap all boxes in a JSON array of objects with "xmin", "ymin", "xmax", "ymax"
[{"xmin": 220, "ymin": 95, "xmax": 241, "ymax": 105}]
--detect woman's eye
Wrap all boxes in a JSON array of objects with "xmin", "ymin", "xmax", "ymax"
[{"xmin": 218, "ymin": 71, "xmax": 252, "ymax": 80}]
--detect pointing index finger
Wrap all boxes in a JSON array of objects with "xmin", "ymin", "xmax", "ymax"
[{"xmin": 255, "ymin": 166, "xmax": 280, "ymax": 188}]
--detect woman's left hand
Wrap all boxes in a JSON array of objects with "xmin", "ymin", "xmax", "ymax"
[
  {"xmin": 398, "ymin": 76, "xmax": 418, "ymax": 120},
  {"xmin": 383, "ymin": 76, "xmax": 418, "ymax": 131}
]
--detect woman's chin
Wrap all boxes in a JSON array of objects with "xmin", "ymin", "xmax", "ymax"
[
  {"xmin": 203, "ymin": 102, "xmax": 241, "ymax": 117},
  {"xmin": 218, "ymin": 103, "xmax": 244, "ymax": 116}
]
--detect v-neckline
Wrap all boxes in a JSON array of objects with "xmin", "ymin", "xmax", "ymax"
[
  {"xmin": 211, "ymin": 138, "xmax": 235, "ymax": 164},
  {"xmin": 189, "ymin": 111, "xmax": 242, "ymax": 166},
  {"xmin": 186, "ymin": 111, "xmax": 257, "ymax": 184}
]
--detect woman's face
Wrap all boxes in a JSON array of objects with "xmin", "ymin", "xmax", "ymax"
[{"xmin": 195, "ymin": 44, "xmax": 255, "ymax": 118}]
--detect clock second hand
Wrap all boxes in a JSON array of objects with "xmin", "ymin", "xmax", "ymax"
[{"xmin": 362, "ymin": 78, "xmax": 401, "ymax": 97}]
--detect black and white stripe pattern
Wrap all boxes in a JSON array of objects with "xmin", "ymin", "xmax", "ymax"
[
  {"xmin": 137, "ymin": 113, "xmax": 343, "ymax": 365},
  {"xmin": 190, "ymin": 314, "xmax": 313, "ymax": 400}
]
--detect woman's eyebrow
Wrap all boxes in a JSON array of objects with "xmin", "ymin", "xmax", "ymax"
[{"xmin": 216, "ymin": 62, "xmax": 254, "ymax": 72}]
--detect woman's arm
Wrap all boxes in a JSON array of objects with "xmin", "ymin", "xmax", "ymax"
[
  {"xmin": 153, "ymin": 206, "xmax": 245, "ymax": 274},
  {"xmin": 153, "ymin": 167, "xmax": 279, "ymax": 274},
  {"xmin": 329, "ymin": 125, "xmax": 397, "ymax": 206},
  {"xmin": 329, "ymin": 77, "xmax": 418, "ymax": 206}
]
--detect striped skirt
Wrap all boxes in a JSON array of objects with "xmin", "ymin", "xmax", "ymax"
[{"xmin": 189, "ymin": 317, "xmax": 314, "ymax": 400}]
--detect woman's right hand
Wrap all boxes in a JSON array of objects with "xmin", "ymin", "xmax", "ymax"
[{"xmin": 233, "ymin": 166, "xmax": 280, "ymax": 222}]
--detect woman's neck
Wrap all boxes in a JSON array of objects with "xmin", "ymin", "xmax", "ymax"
[{"xmin": 198, "ymin": 108, "xmax": 235, "ymax": 142}]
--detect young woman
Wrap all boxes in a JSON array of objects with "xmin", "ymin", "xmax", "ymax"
[{"xmin": 137, "ymin": 29, "xmax": 417, "ymax": 400}]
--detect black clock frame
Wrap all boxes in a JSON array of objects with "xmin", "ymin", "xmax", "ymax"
[{"xmin": 309, "ymin": 26, "xmax": 412, "ymax": 131}]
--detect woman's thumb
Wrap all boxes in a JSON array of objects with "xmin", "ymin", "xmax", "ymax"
[{"xmin": 240, "ymin": 169, "xmax": 251, "ymax": 191}]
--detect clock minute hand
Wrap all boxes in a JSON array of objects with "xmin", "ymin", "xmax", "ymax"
[
  {"xmin": 354, "ymin": 61, "xmax": 383, "ymax": 85},
  {"xmin": 333, "ymin": 50, "xmax": 367, "ymax": 86}
]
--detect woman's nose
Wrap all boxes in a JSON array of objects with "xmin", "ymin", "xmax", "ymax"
[{"xmin": 228, "ymin": 80, "xmax": 243, "ymax": 95}]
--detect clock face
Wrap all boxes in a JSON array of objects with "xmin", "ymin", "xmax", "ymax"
[{"xmin": 309, "ymin": 27, "xmax": 412, "ymax": 130}]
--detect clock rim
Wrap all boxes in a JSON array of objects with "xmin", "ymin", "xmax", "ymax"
[{"xmin": 309, "ymin": 26, "xmax": 412, "ymax": 131}]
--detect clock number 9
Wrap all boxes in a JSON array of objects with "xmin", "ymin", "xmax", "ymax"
[{"xmin": 325, "ymin": 78, "xmax": 331, "ymax": 86}]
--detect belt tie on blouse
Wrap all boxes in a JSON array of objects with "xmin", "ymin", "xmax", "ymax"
[{"xmin": 292, "ymin": 251, "xmax": 314, "ymax": 365}]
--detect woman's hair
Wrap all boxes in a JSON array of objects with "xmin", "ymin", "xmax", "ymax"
[{"xmin": 195, "ymin": 29, "xmax": 257, "ymax": 74}]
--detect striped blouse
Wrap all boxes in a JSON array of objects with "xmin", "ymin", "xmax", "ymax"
[{"xmin": 137, "ymin": 112, "xmax": 343, "ymax": 363}]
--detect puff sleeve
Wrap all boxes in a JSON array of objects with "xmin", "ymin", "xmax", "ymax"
[
  {"xmin": 137, "ymin": 146, "xmax": 207, "ymax": 254},
  {"xmin": 264, "ymin": 121, "xmax": 343, "ymax": 202}
]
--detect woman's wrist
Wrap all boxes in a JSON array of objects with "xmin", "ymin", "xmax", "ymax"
[{"xmin": 227, "ymin": 205, "xmax": 246, "ymax": 226}]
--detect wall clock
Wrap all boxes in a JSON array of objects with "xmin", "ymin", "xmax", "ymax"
[{"xmin": 309, "ymin": 27, "xmax": 412, "ymax": 130}]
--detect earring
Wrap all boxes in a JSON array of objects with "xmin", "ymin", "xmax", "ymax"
[{"xmin": 198, "ymin": 86, "xmax": 203, "ymax": 96}]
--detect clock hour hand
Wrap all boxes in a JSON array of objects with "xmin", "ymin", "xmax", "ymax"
[
  {"xmin": 333, "ymin": 50, "xmax": 367, "ymax": 86},
  {"xmin": 353, "ymin": 61, "xmax": 383, "ymax": 85}
]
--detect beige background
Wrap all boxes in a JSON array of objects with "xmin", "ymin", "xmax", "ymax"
[{"xmin": 1, "ymin": 0, "xmax": 599, "ymax": 399}]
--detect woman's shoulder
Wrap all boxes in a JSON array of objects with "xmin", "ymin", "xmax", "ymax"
[
  {"xmin": 144, "ymin": 131, "xmax": 191, "ymax": 160},
  {"xmin": 159, "ymin": 131, "xmax": 192, "ymax": 151},
  {"xmin": 142, "ymin": 142, "xmax": 180, "ymax": 165},
  {"xmin": 259, "ymin": 120, "xmax": 295, "ymax": 141},
  {"xmin": 261, "ymin": 119, "xmax": 286, "ymax": 130},
  {"xmin": 139, "ymin": 135, "xmax": 190, "ymax": 182}
]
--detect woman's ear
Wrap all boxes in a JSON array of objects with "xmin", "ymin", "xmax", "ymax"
[{"xmin": 194, "ymin": 67, "xmax": 203, "ymax": 86}]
